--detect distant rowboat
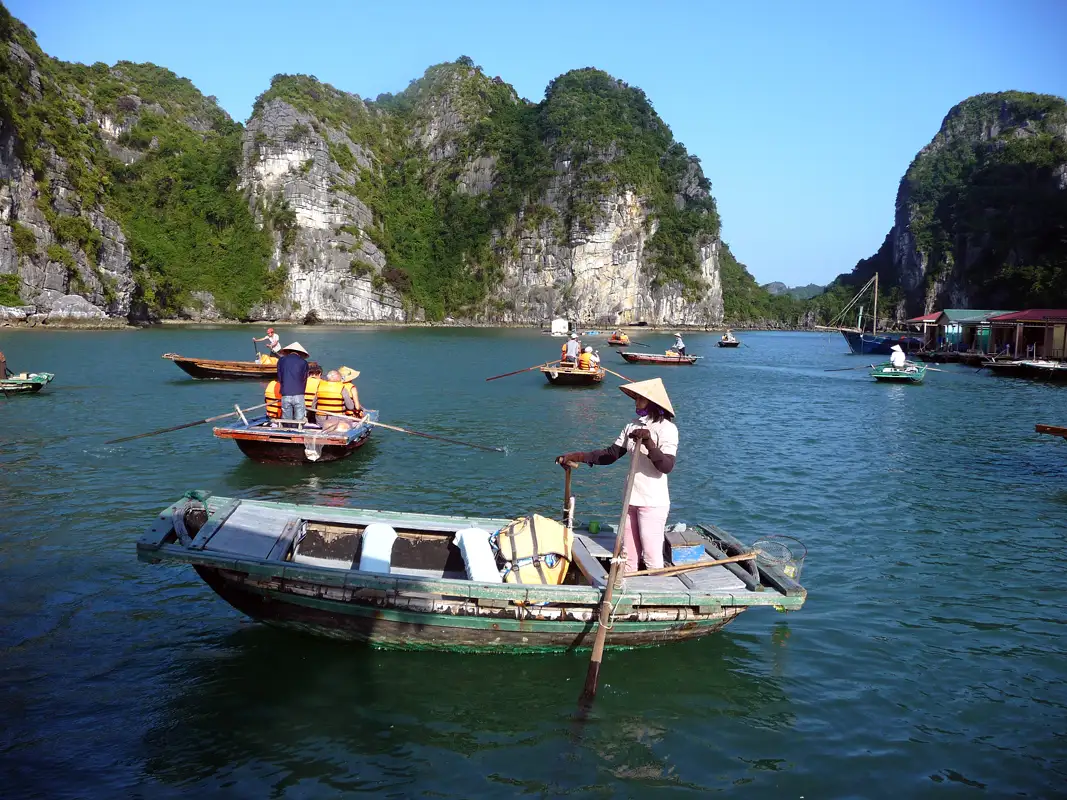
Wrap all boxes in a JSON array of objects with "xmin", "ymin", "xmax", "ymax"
[
  {"xmin": 1036, "ymin": 424, "xmax": 1067, "ymax": 441},
  {"xmin": 717, "ymin": 340, "xmax": 740, "ymax": 348},
  {"xmin": 870, "ymin": 362, "xmax": 927, "ymax": 384},
  {"xmin": 163, "ymin": 353, "xmax": 319, "ymax": 380},
  {"xmin": 0, "ymin": 371, "xmax": 54, "ymax": 395},
  {"xmin": 620, "ymin": 351, "xmax": 699, "ymax": 365}
]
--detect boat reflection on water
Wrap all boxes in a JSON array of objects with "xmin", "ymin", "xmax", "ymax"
[{"xmin": 141, "ymin": 626, "xmax": 794, "ymax": 794}]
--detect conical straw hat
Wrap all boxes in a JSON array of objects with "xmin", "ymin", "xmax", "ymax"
[
  {"xmin": 619, "ymin": 377, "xmax": 674, "ymax": 417},
  {"xmin": 280, "ymin": 341, "xmax": 309, "ymax": 355},
  {"xmin": 338, "ymin": 366, "xmax": 360, "ymax": 381}
]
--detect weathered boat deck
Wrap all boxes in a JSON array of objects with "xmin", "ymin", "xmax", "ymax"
[{"xmin": 138, "ymin": 495, "xmax": 805, "ymax": 651}]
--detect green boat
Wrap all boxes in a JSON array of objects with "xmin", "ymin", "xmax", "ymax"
[
  {"xmin": 870, "ymin": 362, "xmax": 927, "ymax": 384},
  {"xmin": 136, "ymin": 493, "xmax": 807, "ymax": 653},
  {"xmin": 0, "ymin": 372, "xmax": 55, "ymax": 395}
]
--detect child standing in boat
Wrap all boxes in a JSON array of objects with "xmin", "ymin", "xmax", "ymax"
[{"xmin": 555, "ymin": 378, "xmax": 678, "ymax": 573}]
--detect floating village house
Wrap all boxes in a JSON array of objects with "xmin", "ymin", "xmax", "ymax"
[
  {"xmin": 987, "ymin": 310, "xmax": 1067, "ymax": 360},
  {"xmin": 906, "ymin": 309, "xmax": 1016, "ymax": 354}
]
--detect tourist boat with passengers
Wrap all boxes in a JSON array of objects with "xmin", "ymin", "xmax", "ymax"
[
  {"xmin": 162, "ymin": 353, "xmax": 319, "ymax": 380},
  {"xmin": 717, "ymin": 339, "xmax": 741, "ymax": 348},
  {"xmin": 869, "ymin": 361, "xmax": 928, "ymax": 384},
  {"xmin": 620, "ymin": 351, "xmax": 700, "ymax": 365},
  {"xmin": 0, "ymin": 371, "xmax": 54, "ymax": 395},
  {"xmin": 607, "ymin": 333, "xmax": 631, "ymax": 347},
  {"xmin": 213, "ymin": 410, "xmax": 378, "ymax": 463},
  {"xmin": 136, "ymin": 492, "xmax": 806, "ymax": 652},
  {"xmin": 539, "ymin": 361, "xmax": 605, "ymax": 386}
]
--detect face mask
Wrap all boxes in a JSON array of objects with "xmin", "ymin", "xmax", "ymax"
[{"xmin": 635, "ymin": 407, "xmax": 649, "ymax": 417}]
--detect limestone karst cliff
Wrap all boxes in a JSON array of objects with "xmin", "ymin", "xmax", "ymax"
[
  {"xmin": 0, "ymin": 2, "xmax": 726, "ymax": 325},
  {"xmin": 823, "ymin": 91, "xmax": 1067, "ymax": 321}
]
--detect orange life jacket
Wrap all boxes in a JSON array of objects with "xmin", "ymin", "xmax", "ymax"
[
  {"xmin": 316, "ymin": 380, "xmax": 360, "ymax": 416},
  {"xmin": 304, "ymin": 376, "xmax": 321, "ymax": 410},
  {"xmin": 265, "ymin": 380, "xmax": 281, "ymax": 419},
  {"xmin": 578, "ymin": 353, "xmax": 593, "ymax": 370}
]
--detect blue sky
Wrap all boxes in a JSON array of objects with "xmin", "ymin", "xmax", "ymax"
[{"xmin": 12, "ymin": 0, "xmax": 1067, "ymax": 287}]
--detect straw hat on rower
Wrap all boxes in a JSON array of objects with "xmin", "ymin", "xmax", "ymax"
[
  {"xmin": 619, "ymin": 377, "xmax": 674, "ymax": 418},
  {"xmin": 280, "ymin": 341, "xmax": 309, "ymax": 356}
]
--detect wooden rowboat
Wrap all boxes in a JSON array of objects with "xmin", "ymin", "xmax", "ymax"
[
  {"xmin": 607, "ymin": 336, "xmax": 630, "ymax": 347},
  {"xmin": 0, "ymin": 371, "xmax": 54, "ymax": 395},
  {"xmin": 162, "ymin": 353, "xmax": 320, "ymax": 380},
  {"xmin": 136, "ymin": 493, "xmax": 806, "ymax": 652},
  {"xmin": 717, "ymin": 340, "xmax": 740, "ymax": 348},
  {"xmin": 1036, "ymin": 424, "xmax": 1067, "ymax": 441},
  {"xmin": 213, "ymin": 411, "xmax": 378, "ymax": 463},
  {"xmin": 539, "ymin": 361, "xmax": 605, "ymax": 386},
  {"xmin": 870, "ymin": 362, "xmax": 927, "ymax": 383},
  {"xmin": 620, "ymin": 351, "xmax": 699, "ymax": 365}
]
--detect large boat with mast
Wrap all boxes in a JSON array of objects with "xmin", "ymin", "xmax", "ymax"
[{"xmin": 819, "ymin": 273, "xmax": 923, "ymax": 355}]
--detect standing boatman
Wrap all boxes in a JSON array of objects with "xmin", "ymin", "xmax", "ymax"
[
  {"xmin": 672, "ymin": 332, "xmax": 687, "ymax": 356},
  {"xmin": 276, "ymin": 341, "xmax": 310, "ymax": 425},
  {"xmin": 253, "ymin": 327, "xmax": 281, "ymax": 355}
]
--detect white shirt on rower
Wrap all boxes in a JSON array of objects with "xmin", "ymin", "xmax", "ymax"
[
  {"xmin": 266, "ymin": 332, "xmax": 281, "ymax": 353},
  {"xmin": 890, "ymin": 349, "xmax": 906, "ymax": 368},
  {"xmin": 614, "ymin": 416, "xmax": 679, "ymax": 507}
]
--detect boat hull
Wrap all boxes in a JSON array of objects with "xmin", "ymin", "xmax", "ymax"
[
  {"xmin": 163, "ymin": 353, "xmax": 320, "ymax": 380},
  {"xmin": 620, "ymin": 352, "xmax": 698, "ymax": 365},
  {"xmin": 870, "ymin": 363, "xmax": 927, "ymax": 383},
  {"xmin": 0, "ymin": 372, "xmax": 53, "ymax": 394},
  {"xmin": 214, "ymin": 412, "xmax": 377, "ymax": 463},
  {"xmin": 541, "ymin": 365, "xmax": 605, "ymax": 386},
  {"xmin": 983, "ymin": 360, "xmax": 1067, "ymax": 381},
  {"xmin": 1036, "ymin": 424, "xmax": 1067, "ymax": 441},
  {"xmin": 840, "ymin": 331, "xmax": 923, "ymax": 355},
  {"xmin": 194, "ymin": 565, "xmax": 743, "ymax": 652},
  {"xmin": 717, "ymin": 341, "xmax": 740, "ymax": 348}
]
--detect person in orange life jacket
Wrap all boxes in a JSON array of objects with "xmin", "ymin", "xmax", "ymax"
[
  {"xmin": 304, "ymin": 365, "xmax": 323, "ymax": 425},
  {"xmin": 253, "ymin": 327, "xmax": 281, "ymax": 354},
  {"xmin": 555, "ymin": 378, "xmax": 678, "ymax": 573},
  {"xmin": 578, "ymin": 346, "xmax": 594, "ymax": 370},
  {"xmin": 316, "ymin": 367, "xmax": 362, "ymax": 432},
  {"xmin": 264, "ymin": 379, "xmax": 282, "ymax": 421},
  {"xmin": 276, "ymin": 342, "xmax": 310, "ymax": 423}
]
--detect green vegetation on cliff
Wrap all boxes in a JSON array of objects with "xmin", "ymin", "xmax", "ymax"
[
  {"xmin": 820, "ymin": 91, "xmax": 1067, "ymax": 317},
  {"xmin": 0, "ymin": 3, "xmax": 278, "ymax": 317}
]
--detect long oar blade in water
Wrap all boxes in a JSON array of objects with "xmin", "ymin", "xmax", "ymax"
[
  {"xmin": 580, "ymin": 443, "xmax": 642, "ymax": 706},
  {"xmin": 485, "ymin": 361, "xmax": 552, "ymax": 382},
  {"xmin": 314, "ymin": 409, "xmax": 505, "ymax": 453},
  {"xmin": 105, "ymin": 403, "xmax": 267, "ymax": 444},
  {"xmin": 366, "ymin": 419, "xmax": 505, "ymax": 453}
]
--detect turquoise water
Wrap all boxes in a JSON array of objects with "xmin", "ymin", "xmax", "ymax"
[{"xmin": 1, "ymin": 327, "xmax": 1065, "ymax": 797}]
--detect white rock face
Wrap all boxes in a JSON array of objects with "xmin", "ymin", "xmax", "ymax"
[{"xmin": 240, "ymin": 100, "xmax": 415, "ymax": 322}]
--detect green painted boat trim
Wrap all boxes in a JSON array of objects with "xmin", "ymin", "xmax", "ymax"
[
  {"xmin": 137, "ymin": 495, "xmax": 807, "ymax": 610},
  {"xmin": 870, "ymin": 362, "xmax": 927, "ymax": 383},
  {"xmin": 0, "ymin": 372, "xmax": 55, "ymax": 394}
]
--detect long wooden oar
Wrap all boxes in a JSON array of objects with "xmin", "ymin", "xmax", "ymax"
[
  {"xmin": 629, "ymin": 340, "xmax": 651, "ymax": 349},
  {"xmin": 485, "ymin": 361, "xmax": 553, "ymax": 382},
  {"xmin": 315, "ymin": 409, "xmax": 505, "ymax": 452},
  {"xmin": 601, "ymin": 367, "xmax": 634, "ymax": 382},
  {"xmin": 580, "ymin": 443, "xmax": 641, "ymax": 707},
  {"xmin": 824, "ymin": 363, "xmax": 876, "ymax": 372},
  {"xmin": 628, "ymin": 552, "xmax": 756, "ymax": 577},
  {"xmin": 105, "ymin": 403, "xmax": 268, "ymax": 444}
]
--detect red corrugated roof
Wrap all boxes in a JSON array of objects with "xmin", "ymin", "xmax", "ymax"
[
  {"xmin": 906, "ymin": 312, "xmax": 942, "ymax": 323},
  {"xmin": 988, "ymin": 309, "xmax": 1067, "ymax": 322}
]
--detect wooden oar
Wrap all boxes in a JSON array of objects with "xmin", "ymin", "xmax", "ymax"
[
  {"xmin": 824, "ymin": 363, "xmax": 876, "ymax": 372},
  {"xmin": 601, "ymin": 367, "xmax": 634, "ymax": 382},
  {"xmin": 485, "ymin": 361, "xmax": 553, "ymax": 382},
  {"xmin": 629, "ymin": 340, "xmax": 651, "ymax": 349},
  {"xmin": 105, "ymin": 403, "xmax": 268, "ymax": 444},
  {"xmin": 579, "ymin": 443, "xmax": 641, "ymax": 707},
  {"xmin": 628, "ymin": 552, "xmax": 756, "ymax": 577},
  {"xmin": 315, "ymin": 409, "xmax": 505, "ymax": 452}
]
